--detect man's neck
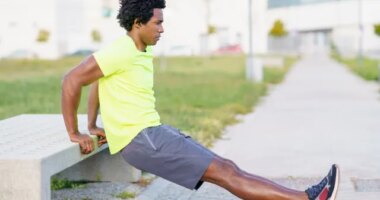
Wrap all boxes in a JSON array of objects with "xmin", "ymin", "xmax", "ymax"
[{"xmin": 127, "ymin": 32, "xmax": 147, "ymax": 52}]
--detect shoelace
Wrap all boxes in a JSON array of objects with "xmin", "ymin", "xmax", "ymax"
[{"xmin": 306, "ymin": 177, "xmax": 328, "ymax": 199}]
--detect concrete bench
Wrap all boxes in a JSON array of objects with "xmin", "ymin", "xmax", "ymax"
[
  {"xmin": 0, "ymin": 114, "xmax": 141, "ymax": 200},
  {"xmin": 261, "ymin": 56, "xmax": 284, "ymax": 68}
]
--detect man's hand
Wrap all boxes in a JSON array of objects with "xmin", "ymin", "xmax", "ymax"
[
  {"xmin": 89, "ymin": 127, "xmax": 107, "ymax": 147},
  {"xmin": 70, "ymin": 133, "xmax": 95, "ymax": 154}
]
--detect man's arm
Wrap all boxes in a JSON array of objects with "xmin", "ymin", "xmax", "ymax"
[
  {"xmin": 61, "ymin": 55, "xmax": 104, "ymax": 154},
  {"xmin": 88, "ymin": 81, "xmax": 99, "ymax": 129},
  {"xmin": 87, "ymin": 81, "xmax": 107, "ymax": 147}
]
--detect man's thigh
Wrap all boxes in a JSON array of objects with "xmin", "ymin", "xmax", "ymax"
[{"xmin": 121, "ymin": 124, "xmax": 215, "ymax": 190}]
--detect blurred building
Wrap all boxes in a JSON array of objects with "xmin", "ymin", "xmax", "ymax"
[
  {"xmin": 0, "ymin": 0, "xmax": 379, "ymax": 58},
  {"xmin": 0, "ymin": 0, "xmax": 247, "ymax": 58},
  {"xmin": 159, "ymin": 0, "xmax": 380, "ymax": 57},
  {"xmin": 263, "ymin": 0, "xmax": 380, "ymax": 57}
]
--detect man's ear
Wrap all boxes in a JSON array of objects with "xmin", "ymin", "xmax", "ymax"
[{"xmin": 133, "ymin": 19, "xmax": 142, "ymax": 29}]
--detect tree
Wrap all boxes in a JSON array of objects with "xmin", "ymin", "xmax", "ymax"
[
  {"xmin": 91, "ymin": 30, "xmax": 102, "ymax": 43},
  {"xmin": 207, "ymin": 24, "xmax": 217, "ymax": 35},
  {"xmin": 36, "ymin": 29, "xmax": 50, "ymax": 43},
  {"xmin": 269, "ymin": 19, "xmax": 288, "ymax": 37},
  {"xmin": 374, "ymin": 23, "xmax": 380, "ymax": 37}
]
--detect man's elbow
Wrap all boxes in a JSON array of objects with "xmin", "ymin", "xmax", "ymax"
[
  {"xmin": 61, "ymin": 72, "xmax": 81, "ymax": 90},
  {"xmin": 62, "ymin": 72, "xmax": 72, "ymax": 88}
]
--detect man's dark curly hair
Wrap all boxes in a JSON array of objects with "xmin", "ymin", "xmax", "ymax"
[{"xmin": 117, "ymin": 0, "xmax": 166, "ymax": 31}]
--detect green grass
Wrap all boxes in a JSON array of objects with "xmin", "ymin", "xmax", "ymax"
[
  {"xmin": 51, "ymin": 177, "xmax": 87, "ymax": 190},
  {"xmin": 0, "ymin": 57, "xmax": 89, "ymax": 119},
  {"xmin": 331, "ymin": 54, "xmax": 379, "ymax": 81},
  {"xmin": 0, "ymin": 55, "xmax": 296, "ymax": 146},
  {"xmin": 115, "ymin": 191, "xmax": 136, "ymax": 199}
]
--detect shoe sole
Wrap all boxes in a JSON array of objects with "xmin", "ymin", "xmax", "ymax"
[{"xmin": 331, "ymin": 164, "xmax": 340, "ymax": 200}]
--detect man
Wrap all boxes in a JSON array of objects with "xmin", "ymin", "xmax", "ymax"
[{"xmin": 61, "ymin": 0, "xmax": 339, "ymax": 199}]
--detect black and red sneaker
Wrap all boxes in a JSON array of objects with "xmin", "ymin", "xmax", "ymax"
[{"xmin": 305, "ymin": 164, "xmax": 340, "ymax": 200}]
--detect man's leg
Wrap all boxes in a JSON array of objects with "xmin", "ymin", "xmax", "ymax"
[
  {"xmin": 201, "ymin": 156, "xmax": 308, "ymax": 200},
  {"xmin": 122, "ymin": 124, "xmax": 338, "ymax": 199}
]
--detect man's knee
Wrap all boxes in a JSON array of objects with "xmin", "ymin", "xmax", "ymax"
[{"xmin": 202, "ymin": 157, "xmax": 239, "ymax": 186}]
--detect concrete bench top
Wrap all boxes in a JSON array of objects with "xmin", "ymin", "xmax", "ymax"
[{"xmin": 0, "ymin": 114, "xmax": 106, "ymax": 161}]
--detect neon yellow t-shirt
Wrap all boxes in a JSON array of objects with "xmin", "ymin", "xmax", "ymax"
[{"xmin": 93, "ymin": 35, "xmax": 161, "ymax": 154}]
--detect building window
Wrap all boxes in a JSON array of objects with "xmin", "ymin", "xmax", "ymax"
[
  {"xmin": 268, "ymin": 0, "xmax": 345, "ymax": 9},
  {"xmin": 268, "ymin": 0, "xmax": 298, "ymax": 9}
]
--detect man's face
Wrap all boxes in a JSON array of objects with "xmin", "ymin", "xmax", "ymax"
[{"xmin": 140, "ymin": 8, "xmax": 164, "ymax": 46}]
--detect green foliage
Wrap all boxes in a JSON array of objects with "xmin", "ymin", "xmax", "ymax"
[
  {"xmin": 115, "ymin": 191, "xmax": 136, "ymax": 199},
  {"xmin": 374, "ymin": 23, "xmax": 380, "ymax": 37},
  {"xmin": 207, "ymin": 24, "xmax": 217, "ymax": 35},
  {"xmin": 91, "ymin": 30, "xmax": 102, "ymax": 43},
  {"xmin": 95, "ymin": 173, "xmax": 102, "ymax": 182},
  {"xmin": 269, "ymin": 19, "xmax": 288, "ymax": 37},
  {"xmin": 51, "ymin": 177, "xmax": 87, "ymax": 190},
  {"xmin": 36, "ymin": 29, "xmax": 50, "ymax": 43},
  {"xmin": 330, "ymin": 42, "xmax": 339, "ymax": 56}
]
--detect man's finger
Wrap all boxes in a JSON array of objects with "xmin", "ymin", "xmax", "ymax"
[
  {"xmin": 84, "ymin": 140, "xmax": 92, "ymax": 154},
  {"xmin": 97, "ymin": 132, "xmax": 106, "ymax": 138},
  {"xmin": 81, "ymin": 144, "xmax": 88, "ymax": 154},
  {"xmin": 88, "ymin": 140, "xmax": 94, "ymax": 151},
  {"xmin": 83, "ymin": 143, "xmax": 89, "ymax": 154},
  {"xmin": 97, "ymin": 136, "xmax": 106, "ymax": 142},
  {"xmin": 98, "ymin": 139, "xmax": 107, "ymax": 146},
  {"xmin": 80, "ymin": 142, "xmax": 86, "ymax": 153}
]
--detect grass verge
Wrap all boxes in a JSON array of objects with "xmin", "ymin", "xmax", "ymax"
[{"xmin": 331, "ymin": 53, "xmax": 379, "ymax": 81}]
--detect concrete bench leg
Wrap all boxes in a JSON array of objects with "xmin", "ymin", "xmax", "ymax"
[
  {"xmin": 0, "ymin": 160, "xmax": 51, "ymax": 200},
  {"xmin": 54, "ymin": 149, "xmax": 141, "ymax": 183},
  {"xmin": 1, "ymin": 150, "xmax": 141, "ymax": 200}
]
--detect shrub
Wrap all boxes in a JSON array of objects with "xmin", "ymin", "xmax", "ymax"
[
  {"xmin": 51, "ymin": 178, "xmax": 87, "ymax": 190},
  {"xmin": 207, "ymin": 24, "xmax": 217, "ymax": 35},
  {"xmin": 36, "ymin": 29, "xmax": 50, "ymax": 43},
  {"xmin": 374, "ymin": 23, "xmax": 380, "ymax": 37},
  {"xmin": 91, "ymin": 30, "xmax": 102, "ymax": 43},
  {"xmin": 269, "ymin": 19, "xmax": 288, "ymax": 37}
]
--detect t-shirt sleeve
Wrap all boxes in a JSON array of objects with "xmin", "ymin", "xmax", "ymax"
[{"xmin": 93, "ymin": 44, "xmax": 126, "ymax": 77}]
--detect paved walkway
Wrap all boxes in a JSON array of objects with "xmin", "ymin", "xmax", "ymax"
[{"xmin": 137, "ymin": 54, "xmax": 380, "ymax": 200}]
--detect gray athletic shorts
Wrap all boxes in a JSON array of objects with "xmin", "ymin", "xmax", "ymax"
[{"xmin": 121, "ymin": 124, "xmax": 216, "ymax": 190}]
